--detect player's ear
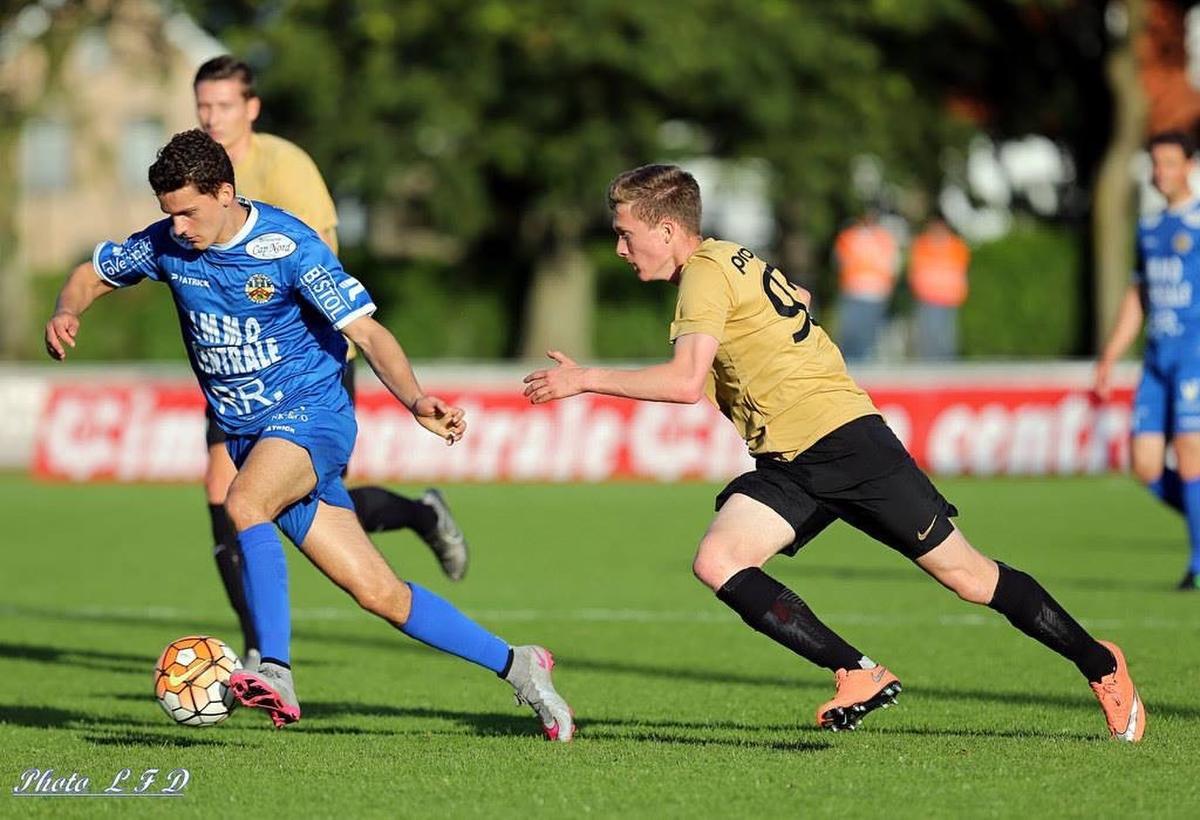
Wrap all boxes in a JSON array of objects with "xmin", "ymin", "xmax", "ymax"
[
  {"xmin": 660, "ymin": 219, "xmax": 674, "ymax": 244},
  {"xmin": 217, "ymin": 182, "xmax": 236, "ymax": 207},
  {"xmin": 246, "ymin": 95, "xmax": 261, "ymax": 124}
]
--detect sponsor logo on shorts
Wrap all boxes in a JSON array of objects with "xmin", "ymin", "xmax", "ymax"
[
  {"xmin": 246, "ymin": 233, "xmax": 297, "ymax": 260},
  {"xmin": 245, "ymin": 274, "xmax": 276, "ymax": 304},
  {"xmin": 1181, "ymin": 379, "xmax": 1200, "ymax": 404}
]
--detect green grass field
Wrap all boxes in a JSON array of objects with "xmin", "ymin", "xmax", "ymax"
[{"xmin": 1, "ymin": 474, "xmax": 1198, "ymax": 817}]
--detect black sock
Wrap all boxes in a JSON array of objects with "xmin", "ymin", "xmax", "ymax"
[
  {"xmin": 987, "ymin": 562, "xmax": 1116, "ymax": 682},
  {"xmin": 716, "ymin": 567, "xmax": 865, "ymax": 672},
  {"xmin": 208, "ymin": 503, "xmax": 257, "ymax": 653},
  {"xmin": 349, "ymin": 486, "xmax": 437, "ymax": 536}
]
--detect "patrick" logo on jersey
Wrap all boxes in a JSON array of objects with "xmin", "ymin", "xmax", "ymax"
[{"xmin": 245, "ymin": 274, "xmax": 276, "ymax": 304}]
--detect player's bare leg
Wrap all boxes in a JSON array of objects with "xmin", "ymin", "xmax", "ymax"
[
  {"xmin": 225, "ymin": 438, "xmax": 317, "ymax": 728},
  {"xmin": 300, "ymin": 502, "xmax": 574, "ymax": 741},
  {"xmin": 916, "ymin": 526, "xmax": 1145, "ymax": 741},
  {"xmin": 695, "ymin": 494, "xmax": 900, "ymax": 732}
]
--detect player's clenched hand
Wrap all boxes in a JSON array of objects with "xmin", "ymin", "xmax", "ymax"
[
  {"xmin": 412, "ymin": 395, "xmax": 466, "ymax": 445},
  {"xmin": 523, "ymin": 350, "xmax": 584, "ymax": 404},
  {"xmin": 45, "ymin": 311, "xmax": 80, "ymax": 361}
]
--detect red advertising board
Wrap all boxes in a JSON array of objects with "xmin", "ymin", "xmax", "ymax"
[{"xmin": 30, "ymin": 379, "xmax": 1135, "ymax": 482}]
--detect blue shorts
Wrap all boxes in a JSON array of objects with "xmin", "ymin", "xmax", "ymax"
[
  {"xmin": 224, "ymin": 404, "xmax": 357, "ymax": 546},
  {"xmin": 1133, "ymin": 358, "xmax": 1200, "ymax": 437}
]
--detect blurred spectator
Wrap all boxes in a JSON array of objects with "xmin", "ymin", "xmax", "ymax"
[
  {"xmin": 908, "ymin": 217, "xmax": 970, "ymax": 360},
  {"xmin": 833, "ymin": 211, "xmax": 900, "ymax": 362}
]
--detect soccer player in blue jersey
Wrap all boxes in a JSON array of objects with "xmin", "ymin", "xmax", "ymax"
[
  {"xmin": 1097, "ymin": 130, "xmax": 1200, "ymax": 591},
  {"xmin": 43, "ymin": 130, "xmax": 575, "ymax": 739}
]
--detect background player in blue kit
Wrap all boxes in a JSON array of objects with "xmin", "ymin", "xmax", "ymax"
[
  {"xmin": 1097, "ymin": 130, "xmax": 1200, "ymax": 591},
  {"xmin": 43, "ymin": 130, "xmax": 575, "ymax": 740}
]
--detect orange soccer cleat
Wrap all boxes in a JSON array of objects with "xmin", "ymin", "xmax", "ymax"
[
  {"xmin": 815, "ymin": 665, "xmax": 902, "ymax": 732},
  {"xmin": 1090, "ymin": 640, "xmax": 1146, "ymax": 742}
]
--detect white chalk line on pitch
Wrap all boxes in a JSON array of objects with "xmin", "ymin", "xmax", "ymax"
[{"xmin": 1, "ymin": 603, "xmax": 1198, "ymax": 632}]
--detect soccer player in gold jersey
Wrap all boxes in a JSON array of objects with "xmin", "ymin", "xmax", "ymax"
[
  {"xmin": 193, "ymin": 56, "xmax": 468, "ymax": 670},
  {"xmin": 524, "ymin": 164, "xmax": 1145, "ymax": 741}
]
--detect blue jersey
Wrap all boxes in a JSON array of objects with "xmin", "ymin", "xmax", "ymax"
[
  {"xmin": 1135, "ymin": 199, "xmax": 1200, "ymax": 364},
  {"xmin": 92, "ymin": 199, "xmax": 376, "ymax": 435}
]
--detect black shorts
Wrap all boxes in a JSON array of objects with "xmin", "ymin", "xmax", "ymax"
[
  {"xmin": 205, "ymin": 360, "xmax": 359, "ymax": 447},
  {"xmin": 715, "ymin": 414, "xmax": 958, "ymax": 560}
]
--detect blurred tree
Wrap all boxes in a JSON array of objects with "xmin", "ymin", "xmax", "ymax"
[
  {"xmin": 183, "ymin": 0, "xmax": 986, "ymax": 358},
  {"xmin": 1094, "ymin": 0, "xmax": 1147, "ymax": 353},
  {"xmin": 0, "ymin": 0, "xmax": 110, "ymax": 358}
]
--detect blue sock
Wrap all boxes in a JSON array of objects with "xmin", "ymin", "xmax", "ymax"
[
  {"xmin": 1182, "ymin": 479, "xmax": 1200, "ymax": 575},
  {"xmin": 400, "ymin": 582, "xmax": 511, "ymax": 674},
  {"xmin": 1148, "ymin": 468, "xmax": 1185, "ymax": 514},
  {"xmin": 237, "ymin": 523, "xmax": 291, "ymax": 665}
]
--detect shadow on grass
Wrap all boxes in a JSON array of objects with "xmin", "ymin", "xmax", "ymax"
[
  {"xmin": 0, "ymin": 703, "xmax": 250, "ymax": 748},
  {"xmin": 556, "ymin": 655, "xmax": 1200, "ymax": 723},
  {"xmin": 0, "ymin": 641, "xmax": 145, "ymax": 674},
  {"xmin": 298, "ymin": 701, "xmax": 828, "ymax": 752},
  {"xmin": 871, "ymin": 725, "xmax": 1099, "ymax": 742},
  {"xmin": 80, "ymin": 730, "xmax": 231, "ymax": 748},
  {"xmin": 573, "ymin": 713, "xmax": 1101, "ymax": 743}
]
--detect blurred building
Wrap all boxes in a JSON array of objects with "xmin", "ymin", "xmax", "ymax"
[{"xmin": 2, "ymin": 0, "xmax": 222, "ymax": 273}]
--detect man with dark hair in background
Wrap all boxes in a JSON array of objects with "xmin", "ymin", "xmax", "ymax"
[{"xmin": 193, "ymin": 56, "xmax": 469, "ymax": 669}]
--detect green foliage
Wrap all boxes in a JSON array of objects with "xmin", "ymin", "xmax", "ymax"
[
  {"xmin": 347, "ymin": 253, "xmax": 509, "ymax": 359},
  {"xmin": 181, "ymin": 0, "xmax": 992, "ymax": 357},
  {"xmin": 960, "ymin": 220, "xmax": 1084, "ymax": 358}
]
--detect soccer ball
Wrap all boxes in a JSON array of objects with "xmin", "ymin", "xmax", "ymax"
[{"xmin": 154, "ymin": 636, "xmax": 241, "ymax": 726}]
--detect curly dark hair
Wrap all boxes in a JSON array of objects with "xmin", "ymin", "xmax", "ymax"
[{"xmin": 148, "ymin": 129, "xmax": 235, "ymax": 197}]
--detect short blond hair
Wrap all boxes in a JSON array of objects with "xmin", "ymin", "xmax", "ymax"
[{"xmin": 607, "ymin": 164, "xmax": 702, "ymax": 236}]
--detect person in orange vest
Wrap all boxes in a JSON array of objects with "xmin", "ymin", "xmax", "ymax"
[
  {"xmin": 833, "ymin": 211, "xmax": 900, "ymax": 362},
  {"xmin": 908, "ymin": 216, "xmax": 970, "ymax": 360}
]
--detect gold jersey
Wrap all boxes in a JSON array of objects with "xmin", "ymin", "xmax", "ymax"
[
  {"xmin": 669, "ymin": 238, "xmax": 879, "ymax": 457},
  {"xmin": 235, "ymin": 132, "xmax": 339, "ymax": 254}
]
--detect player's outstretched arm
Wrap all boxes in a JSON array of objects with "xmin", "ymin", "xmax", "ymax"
[
  {"xmin": 342, "ymin": 315, "xmax": 466, "ymax": 445},
  {"xmin": 44, "ymin": 262, "xmax": 117, "ymax": 361},
  {"xmin": 1095, "ymin": 284, "xmax": 1145, "ymax": 399},
  {"xmin": 523, "ymin": 332, "xmax": 719, "ymax": 405}
]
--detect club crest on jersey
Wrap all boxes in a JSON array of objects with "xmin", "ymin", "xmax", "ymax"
[
  {"xmin": 1173, "ymin": 231, "xmax": 1193, "ymax": 254},
  {"xmin": 1182, "ymin": 380, "xmax": 1200, "ymax": 404},
  {"xmin": 245, "ymin": 274, "xmax": 276, "ymax": 304}
]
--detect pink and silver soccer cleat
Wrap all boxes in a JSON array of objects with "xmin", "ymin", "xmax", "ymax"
[{"xmin": 229, "ymin": 661, "xmax": 301, "ymax": 729}]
